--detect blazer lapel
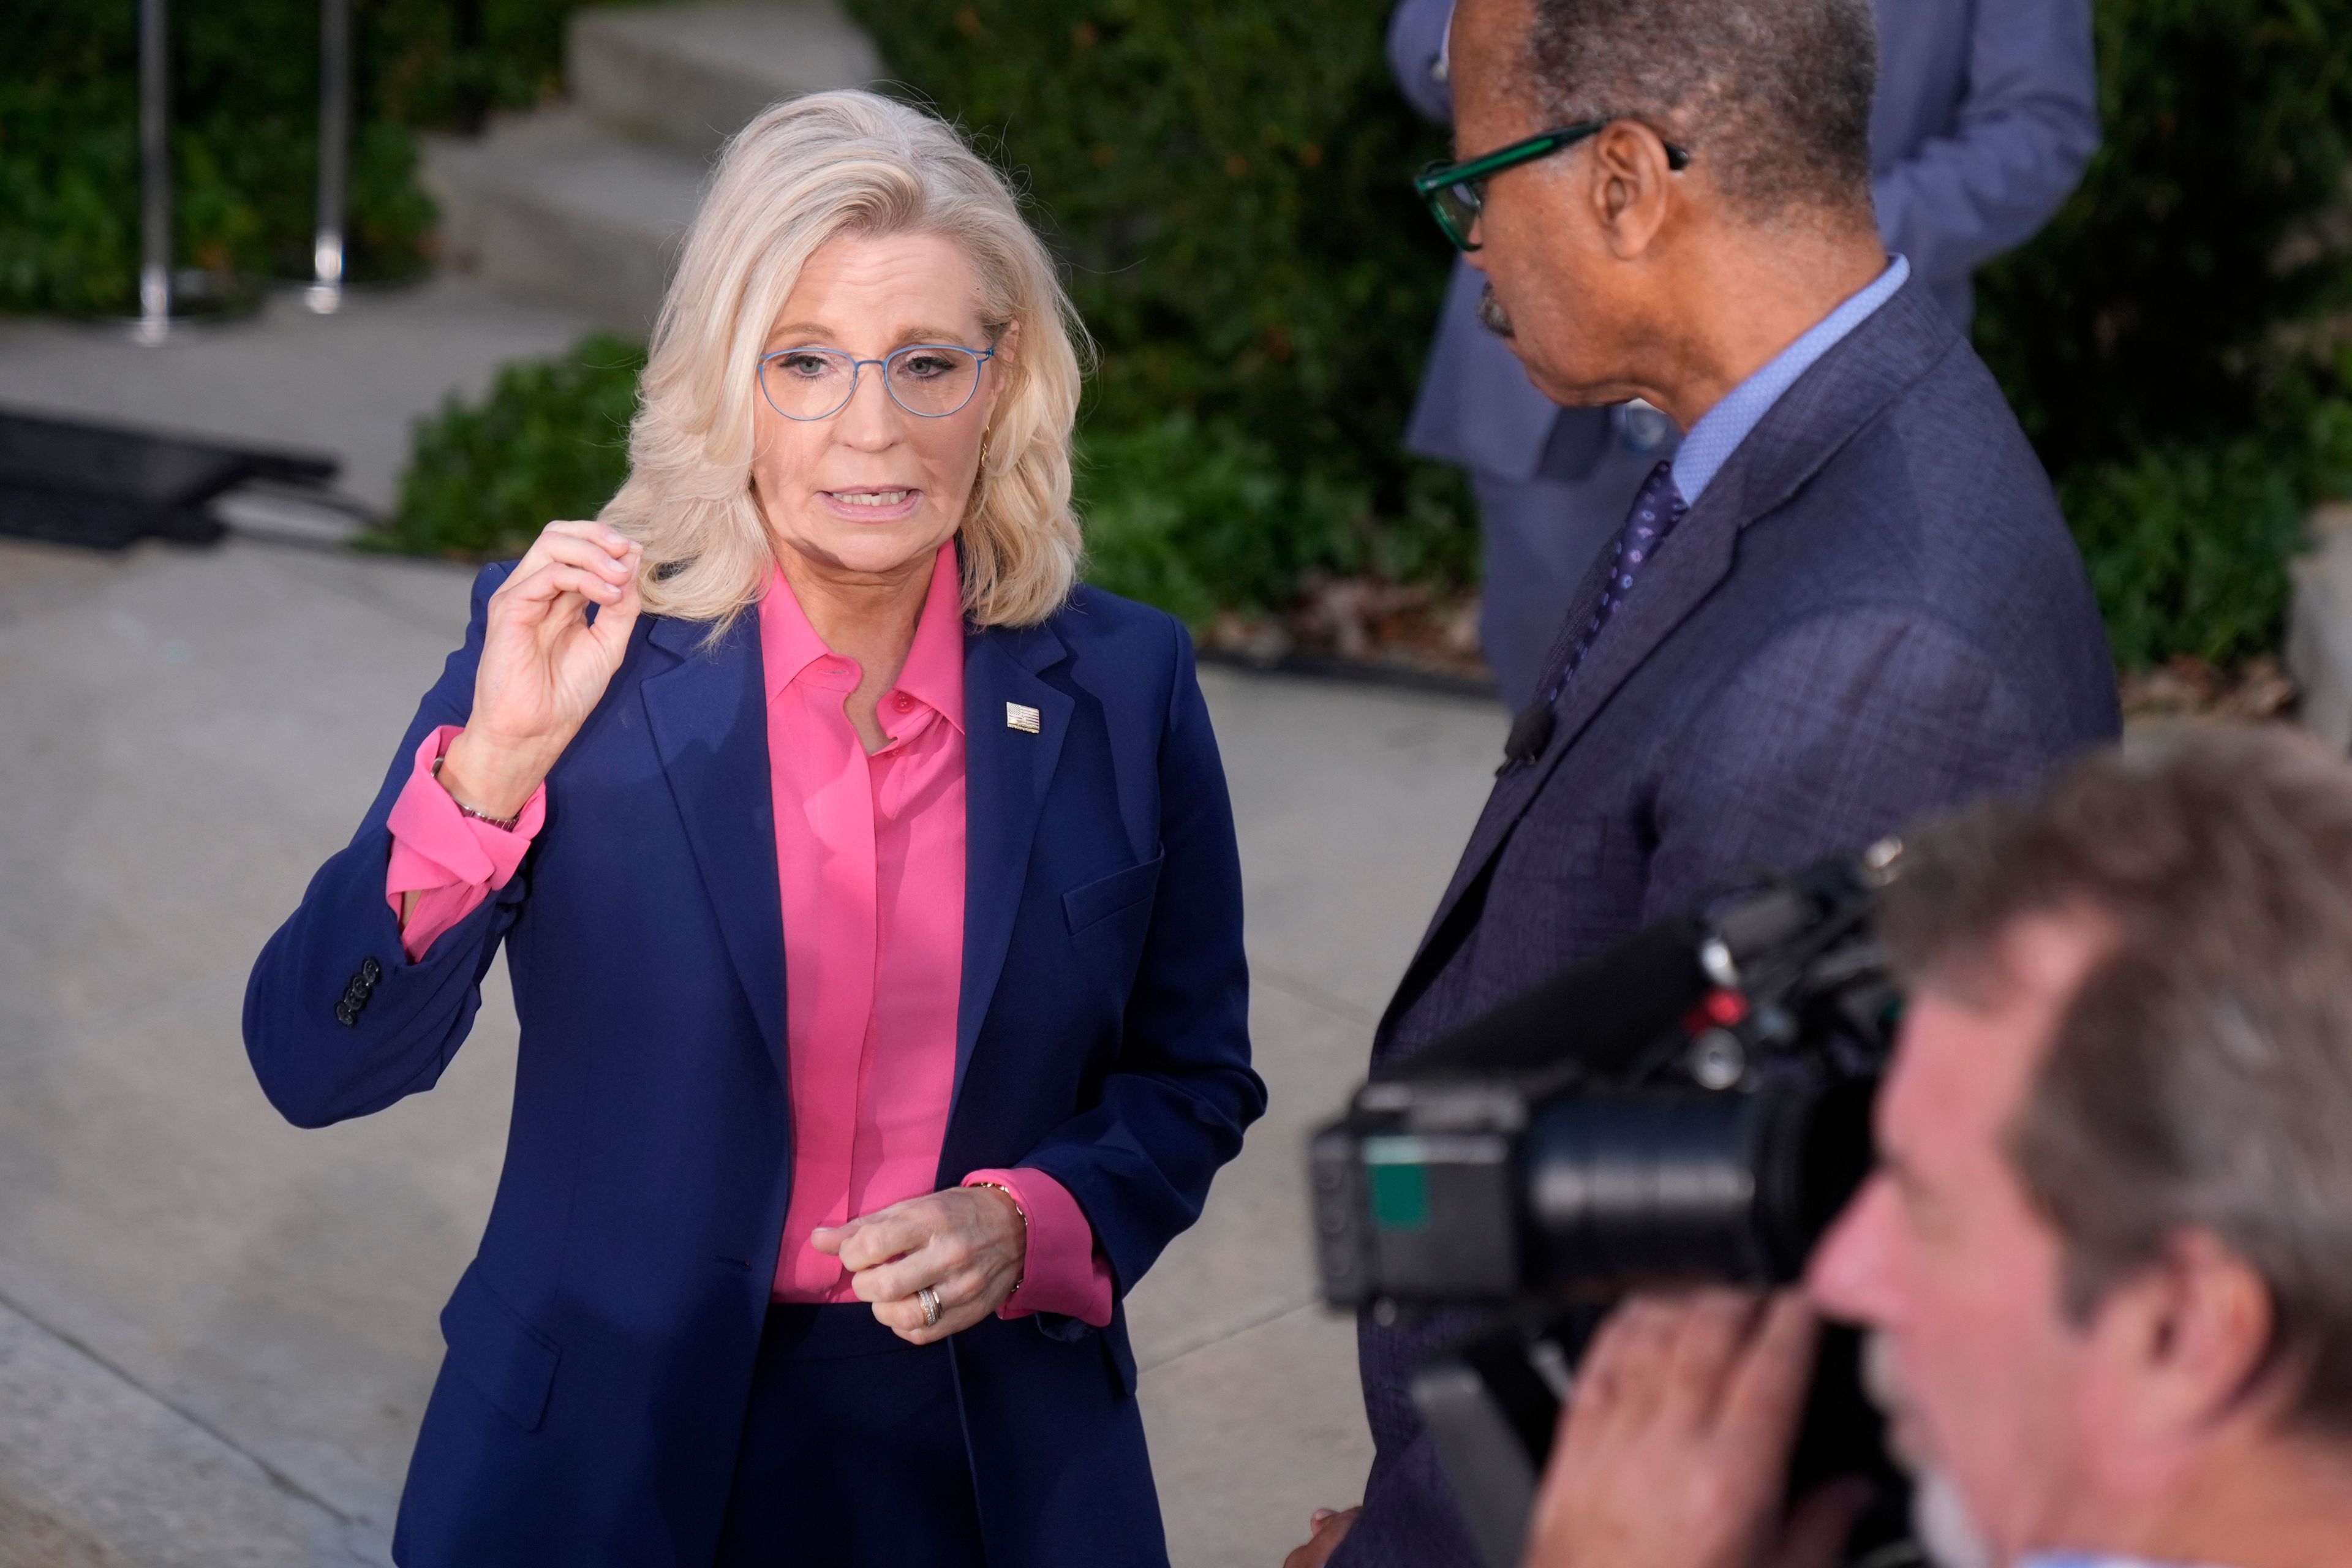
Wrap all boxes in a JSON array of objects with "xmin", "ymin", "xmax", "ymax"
[
  {"xmin": 956, "ymin": 622, "xmax": 1072, "ymax": 1106},
  {"xmin": 641, "ymin": 613, "xmax": 787, "ymax": 1080}
]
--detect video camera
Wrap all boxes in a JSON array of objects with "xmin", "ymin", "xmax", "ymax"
[{"xmin": 1310, "ymin": 840, "xmax": 1908, "ymax": 1568}]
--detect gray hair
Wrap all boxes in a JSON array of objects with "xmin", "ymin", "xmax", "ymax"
[
  {"xmin": 1881, "ymin": 726, "xmax": 2352, "ymax": 1435},
  {"xmin": 1521, "ymin": 0, "xmax": 1877, "ymax": 222}
]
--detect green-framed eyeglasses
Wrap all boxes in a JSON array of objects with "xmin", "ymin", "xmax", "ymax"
[{"xmin": 1413, "ymin": 120, "xmax": 1692, "ymax": 252}]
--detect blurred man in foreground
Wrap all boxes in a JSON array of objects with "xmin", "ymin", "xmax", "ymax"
[
  {"xmin": 1527, "ymin": 726, "xmax": 2352, "ymax": 1568},
  {"xmin": 1293, "ymin": 0, "xmax": 2117, "ymax": 1559},
  {"xmin": 1389, "ymin": 0, "xmax": 2099, "ymax": 709}
]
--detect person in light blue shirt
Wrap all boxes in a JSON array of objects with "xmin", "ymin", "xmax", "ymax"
[
  {"xmin": 1387, "ymin": 0, "xmax": 2098, "ymax": 710},
  {"xmin": 1521, "ymin": 729, "xmax": 2352, "ymax": 1568}
]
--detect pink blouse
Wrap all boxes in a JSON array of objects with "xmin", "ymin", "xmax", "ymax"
[{"xmin": 382, "ymin": 543, "xmax": 1112, "ymax": 1325}]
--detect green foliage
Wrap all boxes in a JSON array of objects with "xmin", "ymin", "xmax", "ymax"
[
  {"xmin": 369, "ymin": 335, "xmax": 646, "ymax": 560},
  {"xmin": 2062, "ymin": 384, "xmax": 2352, "ymax": 668},
  {"xmin": 0, "ymin": 0, "xmax": 648, "ymax": 314},
  {"xmin": 1976, "ymin": 0, "xmax": 2352, "ymax": 475},
  {"xmin": 1078, "ymin": 414, "xmax": 1477, "ymax": 624},
  {"xmin": 1973, "ymin": 0, "xmax": 2352, "ymax": 668},
  {"xmin": 844, "ymin": 0, "xmax": 1479, "ymax": 612}
]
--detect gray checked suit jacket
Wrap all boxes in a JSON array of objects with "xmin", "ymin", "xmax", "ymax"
[{"xmin": 1333, "ymin": 273, "xmax": 2121, "ymax": 1568}]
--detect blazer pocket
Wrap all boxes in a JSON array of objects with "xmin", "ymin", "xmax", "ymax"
[
  {"xmin": 1063, "ymin": 854, "xmax": 1164, "ymax": 935},
  {"xmin": 439, "ymin": 1262, "xmax": 562, "ymax": 1431}
]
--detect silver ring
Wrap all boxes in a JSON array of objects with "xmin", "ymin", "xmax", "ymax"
[{"xmin": 918, "ymin": 1285, "xmax": 941, "ymax": 1329}]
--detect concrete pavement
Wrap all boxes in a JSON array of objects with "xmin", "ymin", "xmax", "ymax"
[{"xmin": 0, "ymin": 280, "xmax": 1510, "ymax": 1566}]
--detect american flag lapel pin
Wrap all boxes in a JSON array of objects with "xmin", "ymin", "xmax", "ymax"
[{"xmin": 1005, "ymin": 702, "xmax": 1042, "ymax": 734}]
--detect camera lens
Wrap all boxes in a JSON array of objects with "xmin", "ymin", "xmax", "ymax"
[{"xmin": 1520, "ymin": 1076, "xmax": 1874, "ymax": 1286}]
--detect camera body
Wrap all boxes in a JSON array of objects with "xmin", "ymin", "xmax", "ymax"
[
  {"xmin": 1313, "ymin": 839, "xmax": 1901, "ymax": 1310},
  {"xmin": 1308, "ymin": 842, "xmax": 1906, "ymax": 1567}
]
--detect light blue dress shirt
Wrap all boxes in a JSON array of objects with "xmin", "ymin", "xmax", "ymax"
[{"xmin": 1670, "ymin": 253, "xmax": 1912, "ymax": 505}]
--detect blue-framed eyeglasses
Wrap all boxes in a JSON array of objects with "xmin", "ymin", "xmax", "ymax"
[{"xmin": 756, "ymin": 342, "xmax": 996, "ymax": 422}]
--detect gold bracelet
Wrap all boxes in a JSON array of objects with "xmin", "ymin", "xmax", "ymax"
[{"xmin": 970, "ymin": 1181, "xmax": 1028, "ymax": 1297}]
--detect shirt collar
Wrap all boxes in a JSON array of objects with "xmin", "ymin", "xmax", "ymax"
[
  {"xmin": 1670, "ymin": 252, "xmax": 1910, "ymax": 506},
  {"xmin": 756, "ymin": 562, "xmax": 836, "ymax": 699},
  {"xmin": 895, "ymin": 541, "xmax": 967, "ymax": 733},
  {"xmin": 756, "ymin": 540, "xmax": 967, "ymax": 733}
]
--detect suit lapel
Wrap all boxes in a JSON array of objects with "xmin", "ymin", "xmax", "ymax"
[
  {"xmin": 956, "ymin": 622, "xmax": 1073, "ymax": 1107},
  {"xmin": 1399, "ymin": 276, "xmax": 1960, "ymax": 987},
  {"xmin": 641, "ymin": 613, "xmax": 788, "ymax": 1080},
  {"xmin": 1415, "ymin": 495, "xmax": 1743, "ymax": 948}
]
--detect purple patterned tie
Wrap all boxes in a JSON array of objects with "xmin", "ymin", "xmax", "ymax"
[{"xmin": 1500, "ymin": 459, "xmax": 1690, "ymax": 771}]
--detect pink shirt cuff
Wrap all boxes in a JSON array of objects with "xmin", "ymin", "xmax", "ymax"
[
  {"xmin": 963, "ymin": 1168, "xmax": 1115, "ymax": 1328},
  {"xmin": 385, "ymin": 726, "xmax": 546, "ymax": 962}
]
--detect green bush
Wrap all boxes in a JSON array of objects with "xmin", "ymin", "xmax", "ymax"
[
  {"xmin": 0, "ymin": 0, "xmax": 648, "ymax": 313},
  {"xmin": 369, "ymin": 334, "xmax": 646, "ymax": 560},
  {"xmin": 844, "ymin": 0, "xmax": 1477, "ymax": 612},
  {"xmin": 2059, "ymin": 381, "xmax": 2352, "ymax": 668},
  {"xmin": 1974, "ymin": 0, "xmax": 2352, "ymax": 665}
]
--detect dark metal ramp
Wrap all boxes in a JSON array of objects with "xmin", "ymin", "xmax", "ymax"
[{"xmin": 0, "ymin": 407, "xmax": 339, "ymax": 550}]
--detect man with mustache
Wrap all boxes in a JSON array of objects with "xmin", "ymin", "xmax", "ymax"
[
  {"xmin": 1291, "ymin": 0, "xmax": 2117, "ymax": 1562},
  {"xmin": 1386, "ymin": 0, "xmax": 2098, "ymax": 712}
]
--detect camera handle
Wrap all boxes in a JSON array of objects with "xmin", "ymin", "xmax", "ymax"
[
  {"xmin": 1409, "ymin": 1352, "xmax": 1540, "ymax": 1568},
  {"xmin": 1410, "ymin": 1310, "xmax": 1601, "ymax": 1568}
]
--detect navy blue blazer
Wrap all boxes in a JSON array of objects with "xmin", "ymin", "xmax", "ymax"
[
  {"xmin": 1334, "ymin": 276, "xmax": 2121, "ymax": 1567},
  {"xmin": 1389, "ymin": 0, "xmax": 2100, "ymax": 481},
  {"xmin": 243, "ymin": 573, "xmax": 1264, "ymax": 1566}
]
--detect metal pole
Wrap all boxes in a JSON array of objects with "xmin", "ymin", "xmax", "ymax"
[
  {"xmin": 308, "ymin": 0, "xmax": 352, "ymax": 314},
  {"xmin": 136, "ymin": 0, "xmax": 173, "ymax": 344}
]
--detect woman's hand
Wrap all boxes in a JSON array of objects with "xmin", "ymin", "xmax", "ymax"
[
  {"xmin": 439, "ymin": 521, "xmax": 643, "ymax": 821},
  {"xmin": 811, "ymin": 1186, "xmax": 1028, "ymax": 1345}
]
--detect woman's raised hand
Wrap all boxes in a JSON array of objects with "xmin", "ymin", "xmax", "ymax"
[{"xmin": 438, "ymin": 521, "xmax": 644, "ymax": 821}]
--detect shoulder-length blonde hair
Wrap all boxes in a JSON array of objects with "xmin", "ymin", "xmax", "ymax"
[{"xmin": 604, "ymin": 89, "xmax": 1087, "ymax": 630}]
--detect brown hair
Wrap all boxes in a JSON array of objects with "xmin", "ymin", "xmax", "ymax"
[{"xmin": 1881, "ymin": 726, "xmax": 2352, "ymax": 1434}]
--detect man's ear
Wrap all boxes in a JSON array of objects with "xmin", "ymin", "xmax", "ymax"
[
  {"xmin": 2082, "ymin": 1228, "xmax": 2280, "ymax": 1490},
  {"xmin": 1583, "ymin": 121, "xmax": 1679, "ymax": 260}
]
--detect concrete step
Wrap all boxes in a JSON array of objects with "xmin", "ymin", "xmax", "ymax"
[
  {"xmin": 2291, "ymin": 502, "xmax": 2352, "ymax": 752},
  {"xmin": 418, "ymin": 2, "xmax": 884, "ymax": 333},
  {"xmin": 569, "ymin": 0, "xmax": 884, "ymax": 151},
  {"xmin": 421, "ymin": 108, "xmax": 707, "ymax": 335}
]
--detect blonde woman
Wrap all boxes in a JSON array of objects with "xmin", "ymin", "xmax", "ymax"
[{"xmin": 244, "ymin": 91, "xmax": 1261, "ymax": 1567}]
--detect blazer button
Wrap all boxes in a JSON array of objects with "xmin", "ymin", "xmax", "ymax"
[
  {"xmin": 360, "ymin": 957, "xmax": 383, "ymax": 984},
  {"xmin": 344, "ymin": 981, "xmax": 370, "ymax": 1008},
  {"xmin": 334, "ymin": 1001, "xmax": 358, "ymax": 1027}
]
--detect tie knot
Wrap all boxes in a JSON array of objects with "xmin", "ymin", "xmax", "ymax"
[{"xmin": 1637, "ymin": 458, "xmax": 1687, "ymax": 521}]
